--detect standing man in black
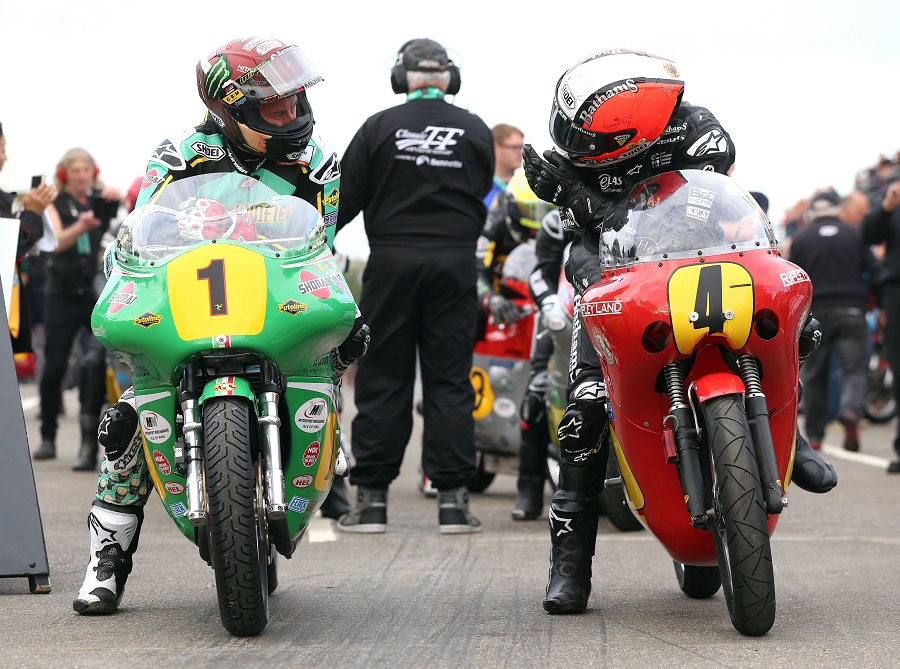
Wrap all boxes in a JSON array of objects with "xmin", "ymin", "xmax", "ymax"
[{"xmin": 336, "ymin": 38, "xmax": 494, "ymax": 534}]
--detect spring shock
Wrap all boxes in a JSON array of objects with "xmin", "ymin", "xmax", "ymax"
[{"xmin": 736, "ymin": 354, "xmax": 786, "ymax": 514}]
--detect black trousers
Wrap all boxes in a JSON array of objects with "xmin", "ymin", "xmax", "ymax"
[
  {"xmin": 350, "ymin": 245, "xmax": 478, "ymax": 490},
  {"xmin": 881, "ymin": 283, "xmax": 900, "ymax": 458},
  {"xmin": 39, "ymin": 293, "xmax": 106, "ymax": 441}
]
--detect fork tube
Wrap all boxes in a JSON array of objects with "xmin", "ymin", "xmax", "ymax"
[
  {"xmin": 663, "ymin": 363, "xmax": 709, "ymax": 529},
  {"xmin": 737, "ymin": 355, "xmax": 786, "ymax": 514},
  {"xmin": 180, "ymin": 364, "xmax": 206, "ymax": 527},
  {"xmin": 259, "ymin": 389, "xmax": 286, "ymax": 519}
]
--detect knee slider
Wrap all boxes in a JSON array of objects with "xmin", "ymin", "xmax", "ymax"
[
  {"xmin": 557, "ymin": 402, "xmax": 608, "ymax": 465},
  {"xmin": 98, "ymin": 399, "xmax": 141, "ymax": 467}
]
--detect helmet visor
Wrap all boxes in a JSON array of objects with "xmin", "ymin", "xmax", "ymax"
[
  {"xmin": 236, "ymin": 45, "xmax": 323, "ymax": 103},
  {"xmin": 549, "ymin": 101, "xmax": 633, "ymax": 160}
]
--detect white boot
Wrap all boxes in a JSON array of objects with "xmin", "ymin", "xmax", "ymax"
[{"xmin": 73, "ymin": 503, "xmax": 143, "ymax": 615}]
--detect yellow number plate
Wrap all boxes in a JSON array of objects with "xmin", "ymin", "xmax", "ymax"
[
  {"xmin": 167, "ymin": 244, "xmax": 267, "ymax": 341},
  {"xmin": 469, "ymin": 367, "xmax": 495, "ymax": 420}
]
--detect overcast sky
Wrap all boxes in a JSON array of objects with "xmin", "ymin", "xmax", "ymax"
[{"xmin": 3, "ymin": 0, "xmax": 899, "ymax": 257}]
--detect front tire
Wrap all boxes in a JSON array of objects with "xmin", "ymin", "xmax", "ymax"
[
  {"xmin": 702, "ymin": 394, "xmax": 775, "ymax": 636},
  {"xmin": 204, "ymin": 397, "xmax": 269, "ymax": 637}
]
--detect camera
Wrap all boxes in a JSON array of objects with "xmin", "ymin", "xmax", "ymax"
[{"xmin": 90, "ymin": 194, "xmax": 120, "ymax": 222}]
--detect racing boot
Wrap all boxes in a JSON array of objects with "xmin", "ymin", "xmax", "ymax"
[
  {"xmin": 73, "ymin": 413, "xmax": 100, "ymax": 471},
  {"xmin": 791, "ymin": 429, "xmax": 837, "ymax": 493},
  {"xmin": 331, "ymin": 319, "xmax": 369, "ymax": 382},
  {"xmin": 320, "ymin": 476, "xmax": 352, "ymax": 520},
  {"xmin": 544, "ymin": 460, "xmax": 602, "ymax": 614},
  {"xmin": 73, "ymin": 501, "xmax": 143, "ymax": 615}
]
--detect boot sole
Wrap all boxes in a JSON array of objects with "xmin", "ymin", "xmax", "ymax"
[
  {"xmin": 73, "ymin": 599, "xmax": 118, "ymax": 615},
  {"xmin": 335, "ymin": 523, "xmax": 387, "ymax": 534},
  {"xmin": 439, "ymin": 524, "xmax": 482, "ymax": 534},
  {"xmin": 511, "ymin": 509, "xmax": 542, "ymax": 520},
  {"xmin": 543, "ymin": 598, "xmax": 588, "ymax": 614}
]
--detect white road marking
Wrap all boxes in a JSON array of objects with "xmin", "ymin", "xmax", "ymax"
[
  {"xmin": 307, "ymin": 513, "xmax": 337, "ymax": 542},
  {"xmin": 821, "ymin": 443, "xmax": 890, "ymax": 469}
]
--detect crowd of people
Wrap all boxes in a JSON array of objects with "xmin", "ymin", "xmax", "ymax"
[{"xmin": 2, "ymin": 36, "xmax": 897, "ymax": 623}]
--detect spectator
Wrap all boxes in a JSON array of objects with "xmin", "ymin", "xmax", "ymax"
[
  {"xmin": 860, "ymin": 180, "xmax": 900, "ymax": 473},
  {"xmin": 789, "ymin": 190, "xmax": 877, "ymax": 452},
  {"xmin": 335, "ymin": 38, "xmax": 494, "ymax": 534},
  {"xmin": 483, "ymin": 123, "xmax": 525, "ymax": 209},
  {"xmin": 841, "ymin": 190, "xmax": 871, "ymax": 227},
  {"xmin": 0, "ymin": 122, "xmax": 57, "ymax": 356},
  {"xmin": 32, "ymin": 148, "xmax": 121, "ymax": 469}
]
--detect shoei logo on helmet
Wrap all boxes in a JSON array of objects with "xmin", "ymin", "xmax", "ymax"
[
  {"xmin": 579, "ymin": 80, "xmax": 639, "ymax": 125},
  {"xmin": 561, "ymin": 82, "xmax": 576, "ymax": 109}
]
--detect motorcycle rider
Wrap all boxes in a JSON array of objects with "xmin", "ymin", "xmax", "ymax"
[
  {"xmin": 522, "ymin": 49, "xmax": 837, "ymax": 614},
  {"xmin": 475, "ymin": 173, "xmax": 558, "ymax": 519},
  {"xmin": 73, "ymin": 36, "xmax": 369, "ymax": 615}
]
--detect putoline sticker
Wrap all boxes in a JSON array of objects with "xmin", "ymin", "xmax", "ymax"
[
  {"xmin": 294, "ymin": 398, "xmax": 328, "ymax": 433},
  {"xmin": 140, "ymin": 410, "xmax": 172, "ymax": 444}
]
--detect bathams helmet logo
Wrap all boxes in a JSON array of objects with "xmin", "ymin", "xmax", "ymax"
[{"xmin": 206, "ymin": 57, "xmax": 232, "ymax": 97}]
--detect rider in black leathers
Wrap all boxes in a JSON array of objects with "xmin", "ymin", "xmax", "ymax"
[{"xmin": 523, "ymin": 49, "xmax": 837, "ymax": 614}]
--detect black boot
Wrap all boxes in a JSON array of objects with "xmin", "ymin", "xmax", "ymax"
[
  {"xmin": 320, "ymin": 476, "xmax": 351, "ymax": 520},
  {"xmin": 513, "ymin": 476, "xmax": 546, "ymax": 521},
  {"xmin": 544, "ymin": 491, "xmax": 600, "ymax": 614},
  {"xmin": 32, "ymin": 439, "xmax": 56, "ymax": 460},
  {"xmin": 792, "ymin": 430, "xmax": 837, "ymax": 493},
  {"xmin": 73, "ymin": 414, "xmax": 100, "ymax": 471},
  {"xmin": 73, "ymin": 501, "xmax": 143, "ymax": 614},
  {"xmin": 513, "ymin": 418, "xmax": 548, "ymax": 520}
]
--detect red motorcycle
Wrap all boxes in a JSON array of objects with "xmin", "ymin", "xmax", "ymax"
[{"xmin": 580, "ymin": 169, "xmax": 810, "ymax": 636}]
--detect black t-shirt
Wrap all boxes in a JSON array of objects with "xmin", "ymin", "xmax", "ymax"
[{"xmin": 337, "ymin": 93, "xmax": 494, "ymax": 250}]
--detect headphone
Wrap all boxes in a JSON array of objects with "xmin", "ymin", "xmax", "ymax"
[
  {"xmin": 390, "ymin": 40, "xmax": 461, "ymax": 96},
  {"xmin": 56, "ymin": 153, "xmax": 100, "ymax": 184}
]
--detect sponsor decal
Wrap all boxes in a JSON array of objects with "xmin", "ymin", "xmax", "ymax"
[
  {"xmin": 626, "ymin": 164, "xmax": 643, "ymax": 176},
  {"xmin": 395, "ymin": 126, "xmax": 465, "ymax": 154},
  {"xmin": 255, "ymin": 39, "xmax": 280, "ymax": 55},
  {"xmin": 780, "ymin": 268, "xmax": 810, "ymax": 287},
  {"xmin": 169, "ymin": 502, "xmax": 188, "ymax": 518},
  {"xmin": 314, "ymin": 262, "xmax": 350, "ymax": 295},
  {"xmin": 578, "ymin": 80, "xmax": 639, "ymax": 125},
  {"xmin": 140, "ymin": 168, "xmax": 164, "ymax": 190},
  {"xmin": 164, "ymin": 481, "xmax": 185, "ymax": 495},
  {"xmin": 295, "ymin": 398, "xmax": 328, "ymax": 432},
  {"xmin": 288, "ymin": 496, "xmax": 310, "ymax": 513},
  {"xmin": 582, "ymin": 300, "xmax": 623, "ymax": 317},
  {"xmin": 150, "ymin": 140, "xmax": 187, "ymax": 171},
  {"xmin": 297, "ymin": 270, "xmax": 331, "ymax": 298},
  {"xmin": 663, "ymin": 62, "xmax": 680, "ymax": 78},
  {"xmin": 190, "ymin": 140, "xmax": 225, "ymax": 161},
  {"xmin": 310, "ymin": 152, "xmax": 341, "ymax": 183},
  {"xmin": 292, "ymin": 474, "xmax": 314, "ymax": 488},
  {"xmin": 322, "ymin": 188, "xmax": 339, "ymax": 208},
  {"xmin": 152, "ymin": 450, "xmax": 172, "ymax": 475},
  {"xmin": 222, "ymin": 88, "xmax": 244, "ymax": 104},
  {"xmin": 686, "ymin": 130, "xmax": 729, "ymax": 157},
  {"xmin": 411, "ymin": 154, "xmax": 464, "ymax": 168},
  {"xmin": 686, "ymin": 206, "xmax": 711, "ymax": 222},
  {"xmin": 493, "ymin": 397, "xmax": 518, "ymax": 419},
  {"xmin": 142, "ymin": 411, "xmax": 173, "ymax": 444},
  {"xmin": 277, "ymin": 299, "xmax": 308, "ymax": 315},
  {"xmin": 212, "ymin": 334, "xmax": 231, "ymax": 348},
  {"xmin": 205, "ymin": 58, "xmax": 231, "ymax": 96},
  {"xmin": 598, "ymin": 174, "xmax": 623, "ymax": 190},
  {"xmin": 214, "ymin": 380, "xmax": 237, "ymax": 393},
  {"xmin": 687, "ymin": 187, "xmax": 715, "ymax": 208},
  {"xmin": 302, "ymin": 442, "xmax": 321, "ymax": 467},
  {"xmin": 108, "ymin": 282, "xmax": 138, "ymax": 313},
  {"xmin": 133, "ymin": 312, "xmax": 162, "ymax": 328},
  {"xmin": 561, "ymin": 82, "xmax": 576, "ymax": 109}
]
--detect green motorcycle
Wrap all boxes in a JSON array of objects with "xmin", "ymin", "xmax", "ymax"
[{"xmin": 91, "ymin": 173, "xmax": 356, "ymax": 636}]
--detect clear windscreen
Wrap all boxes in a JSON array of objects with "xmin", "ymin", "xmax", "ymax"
[
  {"xmin": 115, "ymin": 173, "xmax": 326, "ymax": 262},
  {"xmin": 600, "ymin": 170, "xmax": 776, "ymax": 266}
]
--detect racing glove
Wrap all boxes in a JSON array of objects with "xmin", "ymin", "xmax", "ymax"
[
  {"xmin": 522, "ymin": 144, "xmax": 606, "ymax": 233},
  {"xmin": 540, "ymin": 294, "xmax": 570, "ymax": 332},
  {"xmin": 486, "ymin": 293, "xmax": 520, "ymax": 326}
]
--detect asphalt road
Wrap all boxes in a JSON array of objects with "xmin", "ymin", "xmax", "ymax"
[{"xmin": 2, "ymin": 376, "xmax": 899, "ymax": 669}]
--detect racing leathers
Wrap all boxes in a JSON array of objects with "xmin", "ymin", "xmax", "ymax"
[{"xmin": 74, "ymin": 120, "xmax": 368, "ymax": 614}]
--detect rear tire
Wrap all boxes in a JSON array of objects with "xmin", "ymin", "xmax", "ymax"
[
  {"xmin": 701, "ymin": 394, "xmax": 775, "ymax": 636},
  {"xmin": 204, "ymin": 397, "xmax": 269, "ymax": 637},
  {"xmin": 674, "ymin": 561, "xmax": 722, "ymax": 599}
]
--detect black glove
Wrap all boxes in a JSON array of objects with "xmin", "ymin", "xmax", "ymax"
[
  {"xmin": 522, "ymin": 144, "xmax": 606, "ymax": 232},
  {"xmin": 487, "ymin": 293, "xmax": 520, "ymax": 326}
]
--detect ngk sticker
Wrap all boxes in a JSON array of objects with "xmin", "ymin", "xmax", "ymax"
[
  {"xmin": 295, "ymin": 398, "xmax": 328, "ymax": 433},
  {"xmin": 302, "ymin": 442, "xmax": 321, "ymax": 467},
  {"xmin": 140, "ymin": 410, "xmax": 172, "ymax": 443},
  {"xmin": 153, "ymin": 451, "xmax": 172, "ymax": 475}
]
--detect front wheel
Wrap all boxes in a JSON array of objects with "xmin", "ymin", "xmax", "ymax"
[
  {"xmin": 702, "ymin": 394, "xmax": 775, "ymax": 636},
  {"xmin": 204, "ymin": 397, "xmax": 269, "ymax": 637}
]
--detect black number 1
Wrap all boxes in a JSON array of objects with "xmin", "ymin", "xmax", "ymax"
[{"xmin": 198, "ymin": 259, "xmax": 228, "ymax": 316}]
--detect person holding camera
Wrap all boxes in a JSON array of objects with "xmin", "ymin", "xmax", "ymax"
[{"xmin": 33, "ymin": 147, "xmax": 122, "ymax": 470}]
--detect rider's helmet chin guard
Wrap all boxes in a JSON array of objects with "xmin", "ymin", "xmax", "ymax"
[
  {"xmin": 549, "ymin": 49, "xmax": 685, "ymax": 167},
  {"xmin": 501, "ymin": 171, "xmax": 553, "ymax": 245},
  {"xmin": 197, "ymin": 37, "xmax": 322, "ymax": 163}
]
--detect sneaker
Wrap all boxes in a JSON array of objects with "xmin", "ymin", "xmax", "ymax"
[
  {"xmin": 417, "ymin": 468, "xmax": 438, "ymax": 498},
  {"xmin": 887, "ymin": 461, "xmax": 900, "ymax": 474},
  {"xmin": 336, "ymin": 487, "xmax": 387, "ymax": 533},
  {"xmin": 839, "ymin": 413, "xmax": 860, "ymax": 452},
  {"xmin": 438, "ymin": 487, "xmax": 482, "ymax": 534}
]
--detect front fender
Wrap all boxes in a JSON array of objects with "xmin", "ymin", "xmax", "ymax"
[
  {"xmin": 199, "ymin": 376, "xmax": 256, "ymax": 405},
  {"xmin": 691, "ymin": 372, "xmax": 745, "ymax": 403}
]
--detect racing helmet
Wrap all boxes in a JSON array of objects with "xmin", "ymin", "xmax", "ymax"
[
  {"xmin": 500, "ymin": 171, "xmax": 554, "ymax": 245},
  {"xmin": 197, "ymin": 37, "xmax": 322, "ymax": 162},
  {"xmin": 176, "ymin": 197, "xmax": 257, "ymax": 242},
  {"xmin": 549, "ymin": 49, "xmax": 685, "ymax": 167}
]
